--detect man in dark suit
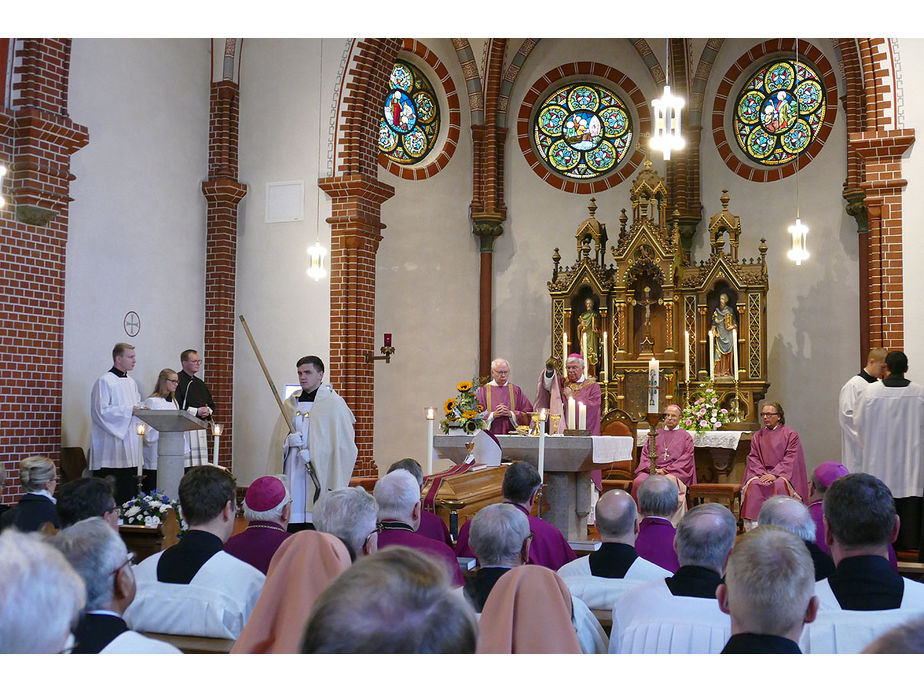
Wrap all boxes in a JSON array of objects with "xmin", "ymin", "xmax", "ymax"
[{"xmin": 757, "ymin": 495, "xmax": 834, "ymax": 580}]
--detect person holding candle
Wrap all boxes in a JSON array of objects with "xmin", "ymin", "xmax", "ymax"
[
  {"xmin": 140, "ymin": 367, "xmax": 187, "ymax": 494},
  {"xmin": 476, "ymin": 358, "xmax": 533, "ymax": 435},
  {"xmin": 89, "ymin": 342, "xmax": 144, "ymax": 505},
  {"xmin": 740, "ymin": 402, "xmax": 808, "ymax": 528},
  {"xmin": 270, "ymin": 355, "xmax": 357, "ymax": 532},
  {"xmin": 711, "ymin": 293, "xmax": 737, "ymax": 378},
  {"xmin": 631, "ymin": 404, "xmax": 696, "ymax": 521},
  {"xmin": 176, "ymin": 349, "xmax": 216, "ymax": 467}
]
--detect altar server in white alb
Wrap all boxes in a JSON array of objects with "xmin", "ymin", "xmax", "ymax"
[
  {"xmin": 271, "ymin": 355, "xmax": 357, "ymax": 530},
  {"xmin": 837, "ymin": 347, "xmax": 886, "ymax": 472},
  {"xmin": 89, "ymin": 342, "xmax": 143, "ymax": 504}
]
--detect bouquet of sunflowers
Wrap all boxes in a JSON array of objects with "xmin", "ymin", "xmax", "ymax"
[
  {"xmin": 440, "ymin": 380, "xmax": 488, "ymax": 433},
  {"xmin": 679, "ymin": 382, "xmax": 730, "ymax": 434}
]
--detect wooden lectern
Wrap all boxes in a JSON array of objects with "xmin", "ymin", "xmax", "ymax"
[{"xmin": 134, "ymin": 410, "xmax": 207, "ymax": 501}]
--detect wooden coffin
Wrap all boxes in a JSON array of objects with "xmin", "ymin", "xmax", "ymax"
[{"xmin": 422, "ymin": 465, "xmax": 507, "ymax": 534}]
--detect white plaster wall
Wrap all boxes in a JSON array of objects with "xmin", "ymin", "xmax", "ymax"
[
  {"xmin": 375, "ymin": 39, "xmax": 478, "ymax": 475},
  {"xmin": 896, "ymin": 39, "xmax": 924, "ymax": 379},
  {"xmin": 64, "ymin": 39, "xmax": 210, "ymax": 450},
  {"xmin": 695, "ymin": 38, "xmax": 855, "ymax": 470},
  {"xmin": 234, "ymin": 38, "xmax": 348, "ymax": 486}
]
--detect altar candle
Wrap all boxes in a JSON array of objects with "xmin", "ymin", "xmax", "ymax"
[
  {"xmin": 582, "ymin": 332, "xmax": 588, "ymax": 378},
  {"xmin": 538, "ymin": 409, "xmax": 547, "ymax": 478},
  {"xmin": 684, "ymin": 330, "xmax": 690, "ymax": 382},
  {"xmin": 425, "ymin": 408, "xmax": 435, "ymax": 476},
  {"xmin": 568, "ymin": 396, "xmax": 576, "ymax": 430},
  {"xmin": 602, "ymin": 331, "xmax": 609, "ymax": 382},
  {"xmin": 562, "ymin": 332, "xmax": 568, "ymax": 363},
  {"xmin": 709, "ymin": 329, "xmax": 715, "ymax": 381},
  {"xmin": 136, "ymin": 423, "xmax": 145, "ymax": 478},
  {"xmin": 578, "ymin": 402, "xmax": 586, "ymax": 430},
  {"xmin": 732, "ymin": 327, "xmax": 739, "ymax": 379},
  {"xmin": 648, "ymin": 358, "xmax": 660, "ymax": 414},
  {"xmin": 212, "ymin": 423, "xmax": 223, "ymax": 467}
]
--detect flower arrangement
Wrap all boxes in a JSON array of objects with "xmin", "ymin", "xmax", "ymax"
[
  {"xmin": 680, "ymin": 382, "xmax": 730, "ymax": 434},
  {"xmin": 120, "ymin": 490, "xmax": 187, "ymax": 531},
  {"xmin": 440, "ymin": 379, "xmax": 488, "ymax": 434}
]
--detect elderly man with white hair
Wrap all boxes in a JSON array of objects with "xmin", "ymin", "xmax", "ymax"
[
  {"xmin": 535, "ymin": 353, "xmax": 601, "ymax": 435},
  {"xmin": 757, "ymin": 495, "xmax": 834, "ymax": 580},
  {"xmin": 314, "ymin": 485, "xmax": 379, "ymax": 561},
  {"xmin": 476, "ymin": 357, "xmax": 533, "ymax": 435},
  {"xmin": 632, "ymin": 404, "xmax": 696, "ymax": 520},
  {"xmin": 374, "ymin": 469, "xmax": 464, "ymax": 586},
  {"xmin": 224, "ymin": 475, "xmax": 293, "ymax": 574},
  {"xmin": 50, "ymin": 517, "xmax": 181, "ymax": 653},
  {"xmin": 718, "ymin": 525, "xmax": 819, "ymax": 653},
  {"xmin": 0, "ymin": 529, "xmax": 85, "ymax": 653}
]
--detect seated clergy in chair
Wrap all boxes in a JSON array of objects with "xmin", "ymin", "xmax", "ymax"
[
  {"xmin": 631, "ymin": 403, "xmax": 695, "ymax": 522},
  {"xmin": 608, "ymin": 503, "xmax": 736, "ymax": 654},
  {"xmin": 124, "ymin": 465, "xmax": 265, "ymax": 639},
  {"xmin": 223, "ymin": 475, "xmax": 292, "ymax": 575},
  {"xmin": 718, "ymin": 525, "xmax": 819, "ymax": 654},
  {"xmin": 635, "ymin": 475, "xmax": 681, "ymax": 572},
  {"xmin": 455, "ymin": 459, "xmax": 576, "ymax": 571},
  {"xmin": 558, "ymin": 489, "xmax": 670, "ymax": 610},
  {"xmin": 740, "ymin": 402, "xmax": 808, "ymax": 527}
]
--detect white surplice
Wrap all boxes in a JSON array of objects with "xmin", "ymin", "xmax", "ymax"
[
  {"xmin": 838, "ymin": 373, "xmax": 876, "ymax": 473},
  {"xmin": 89, "ymin": 371, "xmax": 141, "ymax": 470}
]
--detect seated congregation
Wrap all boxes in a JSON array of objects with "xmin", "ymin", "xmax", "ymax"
[{"xmin": 2, "ymin": 443, "xmax": 924, "ymax": 654}]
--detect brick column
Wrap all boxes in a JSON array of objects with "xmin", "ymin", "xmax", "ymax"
[
  {"xmin": 849, "ymin": 129, "xmax": 915, "ymax": 352},
  {"xmin": 0, "ymin": 39, "xmax": 88, "ymax": 504},
  {"xmin": 201, "ymin": 80, "xmax": 246, "ymax": 469},
  {"xmin": 318, "ymin": 173, "xmax": 394, "ymax": 476}
]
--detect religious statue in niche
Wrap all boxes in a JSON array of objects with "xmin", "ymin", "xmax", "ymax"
[
  {"xmin": 577, "ymin": 296, "xmax": 602, "ymax": 373},
  {"xmin": 711, "ymin": 292, "xmax": 738, "ymax": 378}
]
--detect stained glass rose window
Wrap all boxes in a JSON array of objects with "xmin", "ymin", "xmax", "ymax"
[
  {"xmin": 533, "ymin": 83, "xmax": 632, "ymax": 179},
  {"xmin": 733, "ymin": 59, "xmax": 826, "ymax": 166},
  {"xmin": 379, "ymin": 60, "xmax": 440, "ymax": 165}
]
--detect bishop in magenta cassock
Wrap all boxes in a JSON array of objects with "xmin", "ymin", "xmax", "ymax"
[
  {"xmin": 632, "ymin": 404, "xmax": 696, "ymax": 519},
  {"xmin": 476, "ymin": 358, "xmax": 533, "ymax": 435},
  {"xmin": 534, "ymin": 354, "xmax": 601, "ymax": 435},
  {"xmin": 740, "ymin": 402, "xmax": 808, "ymax": 522}
]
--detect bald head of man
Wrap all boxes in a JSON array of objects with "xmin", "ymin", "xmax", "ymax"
[{"xmin": 594, "ymin": 490, "xmax": 638, "ymax": 544}]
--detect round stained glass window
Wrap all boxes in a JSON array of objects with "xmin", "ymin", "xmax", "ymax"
[
  {"xmin": 533, "ymin": 83, "xmax": 633, "ymax": 179},
  {"xmin": 379, "ymin": 60, "xmax": 440, "ymax": 165},
  {"xmin": 733, "ymin": 58, "xmax": 826, "ymax": 166}
]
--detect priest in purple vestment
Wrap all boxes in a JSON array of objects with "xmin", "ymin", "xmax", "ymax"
[
  {"xmin": 455, "ymin": 461, "xmax": 576, "ymax": 571},
  {"xmin": 535, "ymin": 354, "xmax": 601, "ymax": 435},
  {"xmin": 635, "ymin": 475, "xmax": 680, "ymax": 572},
  {"xmin": 476, "ymin": 358, "xmax": 533, "ymax": 435},
  {"xmin": 632, "ymin": 404, "xmax": 696, "ymax": 518},
  {"xmin": 740, "ymin": 402, "xmax": 808, "ymax": 523},
  {"xmin": 373, "ymin": 470, "xmax": 464, "ymax": 586},
  {"xmin": 224, "ymin": 475, "xmax": 292, "ymax": 575}
]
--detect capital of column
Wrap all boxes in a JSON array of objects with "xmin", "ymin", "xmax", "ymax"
[
  {"xmin": 472, "ymin": 212, "xmax": 506, "ymax": 252},
  {"xmin": 201, "ymin": 177, "xmax": 247, "ymax": 206}
]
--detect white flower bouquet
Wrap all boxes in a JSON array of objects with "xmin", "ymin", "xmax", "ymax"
[
  {"xmin": 680, "ymin": 382, "xmax": 730, "ymax": 434},
  {"xmin": 120, "ymin": 490, "xmax": 186, "ymax": 531}
]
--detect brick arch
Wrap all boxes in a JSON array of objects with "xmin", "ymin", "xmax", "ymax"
[
  {"xmin": 517, "ymin": 62, "xmax": 651, "ymax": 195},
  {"xmin": 711, "ymin": 39, "xmax": 838, "ymax": 182},
  {"xmin": 377, "ymin": 39, "xmax": 461, "ymax": 181}
]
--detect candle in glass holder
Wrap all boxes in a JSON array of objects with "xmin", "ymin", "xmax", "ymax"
[{"xmin": 212, "ymin": 423, "xmax": 223, "ymax": 467}]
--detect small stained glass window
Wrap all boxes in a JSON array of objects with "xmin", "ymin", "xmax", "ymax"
[
  {"xmin": 379, "ymin": 60, "xmax": 440, "ymax": 165},
  {"xmin": 532, "ymin": 83, "xmax": 633, "ymax": 179},
  {"xmin": 733, "ymin": 58, "xmax": 826, "ymax": 166}
]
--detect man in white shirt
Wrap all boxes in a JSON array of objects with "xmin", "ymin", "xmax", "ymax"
[{"xmin": 838, "ymin": 347, "xmax": 886, "ymax": 472}]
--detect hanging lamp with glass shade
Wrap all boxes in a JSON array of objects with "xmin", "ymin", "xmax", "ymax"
[
  {"xmin": 787, "ymin": 38, "xmax": 809, "ymax": 266},
  {"xmin": 650, "ymin": 39, "xmax": 685, "ymax": 160}
]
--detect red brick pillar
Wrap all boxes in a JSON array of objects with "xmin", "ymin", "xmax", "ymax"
[
  {"xmin": 0, "ymin": 39, "xmax": 88, "ymax": 503},
  {"xmin": 318, "ymin": 174, "xmax": 394, "ymax": 476},
  {"xmin": 201, "ymin": 80, "xmax": 246, "ymax": 469},
  {"xmin": 849, "ymin": 129, "xmax": 915, "ymax": 352}
]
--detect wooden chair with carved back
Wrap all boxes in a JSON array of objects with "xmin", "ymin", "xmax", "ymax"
[{"xmin": 598, "ymin": 408, "xmax": 638, "ymax": 493}]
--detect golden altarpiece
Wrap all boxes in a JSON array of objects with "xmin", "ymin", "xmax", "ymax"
[{"xmin": 548, "ymin": 162, "xmax": 770, "ymax": 427}]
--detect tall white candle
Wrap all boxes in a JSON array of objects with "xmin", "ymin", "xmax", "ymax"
[
  {"xmin": 602, "ymin": 331, "xmax": 609, "ymax": 382},
  {"xmin": 212, "ymin": 423, "xmax": 222, "ymax": 467},
  {"xmin": 582, "ymin": 332, "xmax": 588, "ymax": 378},
  {"xmin": 568, "ymin": 396, "xmax": 576, "ymax": 430},
  {"xmin": 648, "ymin": 358, "xmax": 660, "ymax": 414},
  {"xmin": 563, "ymin": 332, "xmax": 568, "ymax": 363},
  {"xmin": 684, "ymin": 330, "xmax": 690, "ymax": 382},
  {"xmin": 709, "ymin": 329, "xmax": 715, "ymax": 381},
  {"xmin": 425, "ymin": 408, "xmax": 435, "ymax": 477},
  {"xmin": 538, "ymin": 409, "xmax": 547, "ymax": 479},
  {"xmin": 136, "ymin": 423, "xmax": 145, "ymax": 479},
  {"xmin": 732, "ymin": 327, "xmax": 739, "ymax": 380},
  {"xmin": 578, "ymin": 402, "xmax": 587, "ymax": 430}
]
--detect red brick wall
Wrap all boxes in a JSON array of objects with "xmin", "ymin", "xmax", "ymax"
[
  {"xmin": 0, "ymin": 39, "xmax": 88, "ymax": 504},
  {"xmin": 201, "ymin": 80, "xmax": 246, "ymax": 470}
]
